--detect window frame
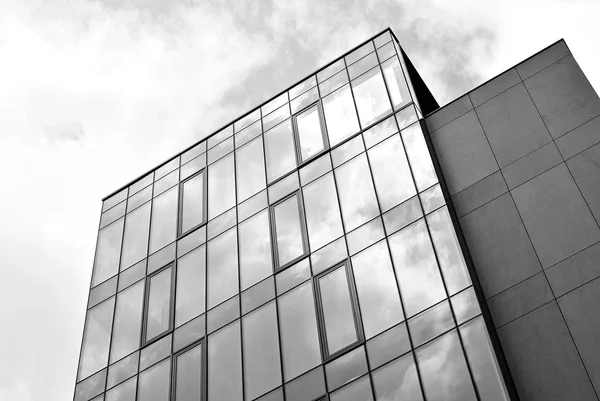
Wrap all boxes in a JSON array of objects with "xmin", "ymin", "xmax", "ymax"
[
  {"xmin": 178, "ymin": 169, "xmax": 208, "ymax": 238},
  {"xmin": 171, "ymin": 338, "xmax": 206, "ymax": 401},
  {"xmin": 142, "ymin": 262, "xmax": 176, "ymax": 346},
  {"xmin": 313, "ymin": 260, "xmax": 364, "ymax": 361},
  {"xmin": 292, "ymin": 100, "xmax": 330, "ymax": 166},
  {"xmin": 269, "ymin": 190, "xmax": 310, "ymax": 272}
]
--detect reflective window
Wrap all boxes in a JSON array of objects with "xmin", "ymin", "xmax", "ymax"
[
  {"xmin": 271, "ymin": 193, "xmax": 307, "ymax": 269},
  {"xmin": 352, "ymin": 241, "xmax": 403, "ymax": 339},
  {"xmin": 381, "ymin": 56, "xmax": 411, "ymax": 110},
  {"xmin": 294, "ymin": 103, "xmax": 327, "ymax": 162},
  {"xmin": 264, "ymin": 119, "xmax": 297, "ymax": 183},
  {"xmin": 144, "ymin": 265, "xmax": 173, "ymax": 343},
  {"xmin": 110, "ymin": 281, "xmax": 144, "ymax": 363},
  {"xmin": 242, "ymin": 302, "xmax": 282, "ymax": 400},
  {"xmin": 78, "ymin": 297, "xmax": 115, "ymax": 380},
  {"xmin": 372, "ymin": 353, "xmax": 423, "ymax": 401},
  {"xmin": 348, "ymin": 53, "xmax": 378, "ymax": 80},
  {"xmin": 366, "ymin": 323, "xmax": 410, "ymax": 369},
  {"xmin": 303, "ymin": 173, "xmax": 344, "ymax": 251},
  {"xmin": 416, "ymin": 330, "xmax": 477, "ymax": 401},
  {"xmin": 207, "ymin": 228, "xmax": 238, "ymax": 309},
  {"xmin": 208, "ymin": 153, "xmax": 235, "ymax": 220},
  {"xmin": 402, "ymin": 123, "xmax": 437, "ymax": 191},
  {"xmin": 149, "ymin": 186, "xmax": 178, "ymax": 254},
  {"xmin": 409, "ymin": 300, "xmax": 455, "ymax": 347},
  {"xmin": 120, "ymin": 202, "xmax": 151, "ymax": 270},
  {"xmin": 368, "ymin": 134, "xmax": 416, "ymax": 212},
  {"xmin": 427, "ymin": 207, "xmax": 471, "ymax": 294},
  {"xmin": 138, "ymin": 359, "xmax": 171, "ymax": 401},
  {"xmin": 174, "ymin": 342, "xmax": 203, "ymax": 401},
  {"xmin": 175, "ymin": 245, "xmax": 206, "ymax": 327},
  {"xmin": 106, "ymin": 376, "xmax": 136, "ymax": 401},
  {"xmin": 107, "ymin": 351, "xmax": 138, "ymax": 389},
  {"xmin": 325, "ymin": 346, "xmax": 368, "ymax": 391},
  {"xmin": 388, "ymin": 220, "xmax": 446, "ymax": 317},
  {"xmin": 180, "ymin": 171, "xmax": 205, "ymax": 236},
  {"xmin": 330, "ymin": 374, "xmax": 373, "ymax": 401},
  {"xmin": 323, "ymin": 85, "xmax": 360, "ymax": 146},
  {"xmin": 352, "ymin": 67, "xmax": 392, "ymax": 127},
  {"xmin": 92, "ymin": 218, "xmax": 124, "ymax": 286},
  {"xmin": 236, "ymin": 136, "xmax": 266, "ymax": 202},
  {"xmin": 335, "ymin": 154, "xmax": 380, "ymax": 231},
  {"xmin": 239, "ymin": 209, "xmax": 273, "ymax": 290},
  {"xmin": 278, "ymin": 281, "xmax": 321, "ymax": 381},
  {"xmin": 208, "ymin": 322, "xmax": 243, "ymax": 401},
  {"xmin": 315, "ymin": 263, "xmax": 360, "ymax": 357},
  {"xmin": 75, "ymin": 369, "xmax": 106, "ymax": 401}
]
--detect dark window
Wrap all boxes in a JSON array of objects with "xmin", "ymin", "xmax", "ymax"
[
  {"xmin": 314, "ymin": 261, "xmax": 363, "ymax": 359},
  {"xmin": 270, "ymin": 191, "xmax": 309, "ymax": 271},
  {"xmin": 179, "ymin": 170, "xmax": 207, "ymax": 237},
  {"xmin": 293, "ymin": 102, "xmax": 329, "ymax": 163},
  {"xmin": 143, "ymin": 264, "xmax": 175, "ymax": 344}
]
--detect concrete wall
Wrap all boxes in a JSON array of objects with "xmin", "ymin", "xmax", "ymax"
[{"xmin": 425, "ymin": 40, "xmax": 600, "ymax": 401}]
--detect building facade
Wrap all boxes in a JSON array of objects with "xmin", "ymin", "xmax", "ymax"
[{"xmin": 74, "ymin": 28, "xmax": 600, "ymax": 401}]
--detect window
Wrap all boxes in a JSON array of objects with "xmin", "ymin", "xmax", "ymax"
[
  {"xmin": 143, "ymin": 264, "xmax": 175, "ymax": 344},
  {"xmin": 109, "ymin": 280, "xmax": 144, "ymax": 363},
  {"xmin": 264, "ymin": 119, "xmax": 297, "ymax": 183},
  {"xmin": 235, "ymin": 136, "xmax": 267, "ymax": 203},
  {"xmin": 138, "ymin": 358, "xmax": 171, "ymax": 401},
  {"xmin": 92, "ymin": 217, "xmax": 124, "ymax": 287},
  {"xmin": 208, "ymin": 152, "xmax": 235, "ymax": 220},
  {"xmin": 270, "ymin": 191, "xmax": 308, "ymax": 270},
  {"xmin": 175, "ymin": 245, "xmax": 206, "ymax": 327},
  {"xmin": 322, "ymin": 84, "xmax": 360, "ymax": 146},
  {"xmin": 173, "ymin": 341, "xmax": 205, "ymax": 401},
  {"xmin": 208, "ymin": 321, "xmax": 243, "ymax": 401},
  {"xmin": 179, "ymin": 170, "xmax": 206, "ymax": 237},
  {"xmin": 78, "ymin": 297, "xmax": 115, "ymax": 381},
  {"xmin": 120, "ymin": 202, "xmax": 151, "ymax": 271},
  {"xmin": 351, "ymin": 67, "xmax": 392, "ymax": 128},
  {"xmin": 293, "ymin": 102, "xmax": 328, "ymax": 163},
  {"xmin": 239, "ymin": 209, "xmax": 273, "ymax": 290},
  {"xmin": 150, "ymin": 186, "xmax": 179, "ymax": 254},
  {"xmin": 314, "ymin": 261, "xmax": 362, "ymax": 359}
]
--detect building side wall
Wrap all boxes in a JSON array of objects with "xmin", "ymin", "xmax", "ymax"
[{"xmin": 425, "ymin": 40, "xmax": 600, "ymax": 401}]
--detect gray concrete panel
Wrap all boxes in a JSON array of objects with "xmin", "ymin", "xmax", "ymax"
[
  {"xmin": 512, "ymin": 164, "xmax": 600, "ymax": 268},
  {"xmin": 476, "ymin": 83, "xmax": 552, "ymax": 167},
  {"xmin": 516, "ymin": 40, "xmax": 570, "ymax": 80},
  {"xmin": 425, "ymin": 94, "xmax": 473, "ymax": 133},
  {"xmin": 469, "ymin": 68, "xmax": 521, "ymax": 107},
  {"xmin": 498, "ymin": 301, "xmax": 597, "ymax": 401},
  {"xmin": 502, "ymin": 142, "xmax": 562, "ymax": 189},
  {"xmin": 459, "ymin": 193, "xmax": 541, "ymax": 298},
  {"xmin": 567, "ymin": 142, "xmax": 600, "ymax": 224},
  {"xmin": 556, "ymin": 115, "xmax": 600, "ymax": 159},
  {"xmin": 546, "ymin": 242, "xmax": 600, "ymax": 297},
  {"xmin": 430, "ymin": 110, "xmax": 498, "ymax": 195},
  {"xmin": 451, "ymin": 171, "xmax": 507, "ymax": 217},
  {"xmin": 525, "ymin": 55, "xmax": 600, "ymax": 139}
]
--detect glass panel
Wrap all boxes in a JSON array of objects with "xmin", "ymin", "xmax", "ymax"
[
  {"xmin": 207, "ymin": 295, "xmax": 239, "ymax": 334},
  {"xmin": 89, "ymin": 274, "xmax": 117, "ymax": 309},
  {"xmin": 382, "ymin": 56, "xmax": 411, "ymax": 110},
  {"xmin": 427, "ymin": 207, "xmax": 471, "ymax": 294},
  {"xmin": 149, "ymin": 186, "xmax": 178, "ymax": 254},
  {"xmin": 145, "ymin": 266, "xmax": 172, "ymax": 342},
  {"xmin": 275, "ymin": 258, "xmax": 310, "ymax": 295},
  {"xmin": 347, "ymin": 217, "xmax": 385, "ymax": 256},
  {"xmin": 299, "ymin": 153, "xmax": 332, "ymax": 186},
  {"xmin": 238, "ymin": 209, "xmax": 273, "ymax": 290},
  {"xmin": 127, "ymin": 185, "xmax": 152, "ymax": 213},
  {"xmin": 180, "ymin": 172, "xmax": 205, "ymax": 235},
  {"xmin": 78, "ymin": 297, "xmax": 114, "ymax": 380},
  {"xmin": 352, "ymin": 240, "xmax": 403, "ymax": 338},
  {"xmin": 155, "ymin": 157, "xmax": 179, "ymax": 180},
  {"xmin": 130, "ymin": 173, "xmax": 153, "ymax": 196},
  {"xmin": 325, "ymin": 346, "xmax": 368, "ymax": 391},
  {"xmin": 368, "ymin": 134, "xmax": 416, "ymax": 211},
  {"xmin": 372, "ymin": 353, "xmax": 423, "ymax": 401},
  {"xmin": 175, "ymin": 343, "xmax": 202, "ymax": 401},
  {"xmin": 110, "ymin": 281, "xmax": 144, "ymax": 363},
  {"xmin": 366, "ymin": 323, "xmax": 411, "ymax": 369},
  {"xmin": 181, "ymin": 153, "xmax": 206, "ymax": 181},
  {"xmin": 100, "ymin": 200, "xmax": 125, "ymax": 229},
  {"xmin": 402, "ymin": 123, "xmax": 437, "ymax": 191},
  {"xmin": 262, "ymin": 92, "xmax": 288, "ymax": 116},
  {"xmin": 362, "ymin": 115, "xmax": 397, "ymax": 149},
  {"xmin": 348, "ymin": 53, "xmax": 378, "ymax": 81},
  {"xmin": 278, "ymin": 281, "xmax": 321, "ymax": 381},
  {"xmin": 263, "ymin": 103, "xmax": 291, "ymax": 135},
  {"xmin": 310, "ymin": 237, "xmax": 346, "ymax": 277},
  {"xmin": 208, "ymin": 153, "xmax": 235, "ymax": 219},
  {"xmin": 416, "ymin": 330, "xmax": 477, "ymax": 401},
  {"xmin": 153, "ymin": 169, "xmax": 178, "ymax": 197},
  {"xmin": 460, "ymin": 316, "xmax": 510, "ymax": 401},
  {"xmin": 264, "ymin": 119, "xmax": 297, "ymax": 183},
  {"xmin": 139, "ymin": 333, "xmax": 171, "ymax": 371},
  {"xmin": 176, "ymin": 245, "xmax": 206, "ymax": 327},
  {"xmin": 236, "ymin": 136, "xmax": 266, "ymax": 202},
  {"xmin": 268, "ymin": 172, "xmax": 299, "ymax": 204},
  {"xmin": 176, "ymin": 226, "xmax": 206, "ymax": 258},
  {"xmin": 290, "ymin": 75, "xmax": 317, "ymax": 100},
  {"xmin": 147, "ymin": 242, "xmax": 175, "ymax": 275},
  {"xmin": 238, "ymin": 189, "xmax": 268, "ymax": 222},
  {"xmin": 303, "ymin": 173, "xmax": 344, "ymax": 251},
  {"xmin": 206, "ymin": 207, "xmax": 236, "ymax": 241},
  {"xmin": 352, "ymin": 67, "xmax": 392, "ymax": 128},
  {"xmin": 208, "ymin": 137, "xmax": 233, "ymax": 164},
  {"xmin": 388, "ymin": 219, "xmax": 446, "ymax": 317},
  {"xmin": 395, "ymin": 105, "xmax": 419, "ymax": 131},
  {"xmin": 273, "ymin": 194, "xmax": 305, "ymax": 268},
  {"xmin": 104, "ymin": 188, "xmax": 127, "ymax": 212},
  {"xmin": 451, "ymin": 287, "xmax": 481, "ymax": 325},
  {"xmin": 241, "ymin": 276, "xmax": 275, "ymax": 314},
  {"xmin": 330, "ymin": 375, "xmax": 373, "ymax": 401},
  {"xmin": 331, "ymin": 135, "xmax": 365, "ymax": 167},
  {"xmin": 93, "ymin": 219, "xmax": 123, "ymax": 287},
  {"xmin": 234, "ymin": 109, "xmax": 260, "ymax": 133},
  {"xmin": 317, "ymin": 59, "xmax": 345, "ymax": 83},
  {"xmin": 317, "ymin": 264, "xmax": 358, "ymax": 355},
  {"xmin": 208, "ymin": 125, "xmax": 233, "ymax": 148},
  {"xmin": 335, "ymin": 154, "xmax": 379, "ymax": 231},
  {"xmin": 409, "ymin": 300, "xmax": 455, "ymax": 347},
  {"xmin": 256, "ymin": 387, "xmax": 284, "ymax": 401},
  {"xmin": 291, "ymin": 86, "xmax": 319, "ymax": 114},
  {"xmin": 382, "ymin": 196, "xmax": 423, "ymax": 235},
  {"xmin": 107, "ymin": 351, "xmax": 138, "ymax": 389},
  {"xmin": 118, "ymin": 261, "xmax": 145, "ymax": 292},
  {"xmin": 284, "ymin": 366, "xmax": 326, "ymax": 401},
  {"xmin": 346, "ymin": 41, "xmax": 375, "ymax": 65},
  {"xmin": 207, "ymin": 228, "xmax": 238, "ymax": 309},
  {"xmin": 319, "ymin": 69, "xmax": 349, "ymax": 97},
  {"xmin": 374, "ymin": 31, "xmax": 391, "ymax": 48},
  {"xmin": 323, "ymin": 85, "xmax": 360, "ymax": 146},
  {"xmin": 106, "ymin": 375, "xmax": 136, "ymax": 401},
  {"xmin": 74, "ymin": 369, "xmax": 106, "ymax": 401},
  {"xmin": 137, "ymin": 359, "xmax": 171, "ymax": 401},
  {"xmin": 173, "ymin": 314, "xmax": 205, "ymax": 353},
  {"xmin": 377, "ymin": 42, "xmax": 396, "ymax": 62},
  {"xmin": 420, "ymin": 183, "xmax": 445, "ymax": 214},
  {"xmin": 208, "ymin": 321, "xmax": 243, "ymax": 401},
  {"xmin": 181, "ymin": 141, "xmax": 206, "ymax": 164},
  {"xmin": 295, "ymin": 103, "xmax": 326, "ymax": 162},
  {"xmin": 243, "ymin": 302, "xmax": 282, "ymax": 400}
]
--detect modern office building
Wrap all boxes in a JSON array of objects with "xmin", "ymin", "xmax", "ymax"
[{"xmin": 73, "ymin": 27, "xmax": 600, "ymax": 401}]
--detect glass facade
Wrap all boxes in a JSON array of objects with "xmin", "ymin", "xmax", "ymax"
[{"xmin": 76, "ymin": 29, "xmax": 510, "ymax": 401}]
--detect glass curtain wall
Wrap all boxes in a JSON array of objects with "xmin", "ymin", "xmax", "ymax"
[{"xmin": 76, "ymin": 29, "xmax": 509, "ymax": 401}]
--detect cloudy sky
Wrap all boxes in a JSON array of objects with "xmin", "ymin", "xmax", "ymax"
[{"xmin": 0, "ymin": 0, "xmax": 598, "ymax": 399}]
